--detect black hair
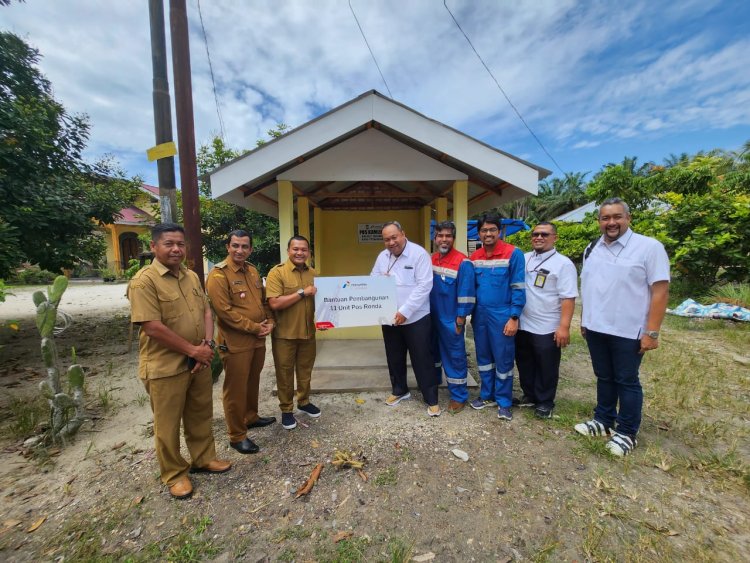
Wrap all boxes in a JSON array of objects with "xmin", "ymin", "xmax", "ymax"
[
  {"xmin": 476, "ymin": 214, "xmax": 502, "ymax": 231},
  {"xmin": 287, "ymin": 235, "xmax": 310, "ymax": 249},
  {"xmin": 225, "ymin": 229, "xmax": 253, "ymax": 246},
  {"xmin": 434, "ymin": 221, "xmax": 456, "ymax": 238},
  {"xmin": 151, "ymin": 222, "xmax": 184, "ymax": 242}
]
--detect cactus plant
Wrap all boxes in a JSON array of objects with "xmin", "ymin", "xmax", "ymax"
[{"xmin": 33, "ymin": 275, "xmax": 86, "ymax": 444}]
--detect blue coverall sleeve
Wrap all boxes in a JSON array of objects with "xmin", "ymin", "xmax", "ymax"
[
  {"xmin": 456, "ymin": 259, "xmax": 475, "ymax": 317},
  {"xmin": 509, "ymin": 248, "xmax": 526, "ymax": 317}
]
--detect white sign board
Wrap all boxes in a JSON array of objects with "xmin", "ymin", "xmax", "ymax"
[
  {"xmin": 315, "ymin": 275, "xmax": 397, "ymax": 329},
  {"xmin": 357, "ymin": 223, "xmax": 386, "ymax": 243}
]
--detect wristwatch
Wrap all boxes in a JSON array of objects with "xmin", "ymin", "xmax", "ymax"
[
  {"xmin": 204, "ymin": 339, "xmax": 216, "ymax": 349},
  {"xmin": 645, "ymin": 330, "xmax": 659, "ymax": 339},
  {"xmin": 510, "ymin": 315, "xmax": 519, "ymax": 321},
  {"xmin": 297, "ymin": 288, "xmax": 305, "ymax": 298}
]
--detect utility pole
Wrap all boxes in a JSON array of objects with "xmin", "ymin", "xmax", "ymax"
[
  {"xmin": 148, "ymin": 0, "xmax": 178, "ymax": 224},
  {"xmin": 169, "ymin": 0, "xmax": 205, "ymax": 284}
]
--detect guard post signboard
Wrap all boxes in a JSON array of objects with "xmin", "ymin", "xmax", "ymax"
[{"xmin": 314, "ymin": 275, "xmax": 397, "ymax": 329}]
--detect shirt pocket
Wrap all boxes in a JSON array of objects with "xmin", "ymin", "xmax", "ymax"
[
  {"xmin": 157, "ymin": 290, "xmax": 183, "ymax": 319},
  {"xmin": 230, "ymin": 284, "xmax": 250, "ymax": 303},
  {"xmin": 489, "ymin": 267, "xmax": 509, "ymax": 288},
  {"xmin": 438, "ymin": 275, "xmax": 456, "ymax": 295}
]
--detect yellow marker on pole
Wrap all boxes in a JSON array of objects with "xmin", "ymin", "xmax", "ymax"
[{"xmin": 146, "ymin": 141, "xmax": 177, "ymax": 162}]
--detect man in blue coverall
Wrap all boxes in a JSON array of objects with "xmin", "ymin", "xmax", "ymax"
[
  {"xmin": 430, "ymin": 221, "xmax": 475, "ymax": 414},
  {"xmin": 469, "ymin": 214, "xmax": 526, "ymax": 421}
]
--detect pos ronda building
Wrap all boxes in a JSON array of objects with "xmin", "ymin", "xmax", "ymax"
[{"xmin": 205, "ymin": 90, "xmax": 549, "ymax": 345}]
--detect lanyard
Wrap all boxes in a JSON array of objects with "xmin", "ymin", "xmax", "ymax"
[
  {"xmin": 386, "ymin": 253, "xmax": 401, "ymax": 275},
  {"xmin": 527, "ymin": 250, "xmax": 556, "ymax": 273}
]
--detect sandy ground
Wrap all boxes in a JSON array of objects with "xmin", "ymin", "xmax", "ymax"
[{"xmin": 0, "ymin": 282, "xmax": 748, "ymax": 561}]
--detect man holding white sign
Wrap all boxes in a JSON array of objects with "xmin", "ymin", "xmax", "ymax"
[{"xmin": 371, "ymin": 222, "xmax": 439, "ymax": 416}]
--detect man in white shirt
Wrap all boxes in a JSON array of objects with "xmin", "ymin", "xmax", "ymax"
[
  {"xmin": 371, "ymin": 221, "xmax": 439, "ymax": 416},
  {"xmin": 515, "ymin": 222, "xmax": 578, "ymax": 419},
  {"xmin": 575, "ymin": 198, "xmax": 670, "ymax": 458}
]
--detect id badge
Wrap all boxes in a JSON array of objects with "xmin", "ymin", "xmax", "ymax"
[{"xmin": 534, "ymin": 268, "xmax": 549, "ymax": 288}]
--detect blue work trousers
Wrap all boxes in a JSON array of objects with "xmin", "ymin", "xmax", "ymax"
[
  {"xmin": 472, "ymin": 311, "xmax": 515, "ymax": 408},
  {"xmin": 432, "ymin": 317, "xmax": 469, "ymax": 403}
]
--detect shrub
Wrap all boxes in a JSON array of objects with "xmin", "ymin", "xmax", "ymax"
[{"xmin": 15, "ymin": 266, "xmax": 57, "ymax": 285}]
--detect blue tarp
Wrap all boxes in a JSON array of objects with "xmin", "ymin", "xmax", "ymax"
[
  {"xmin": 431, "ymin": 219, "xmax": 529, "ymax": 240},
  {"xmin": 668, "ymin": 299, "xmax": 750, "ymax": 322}
]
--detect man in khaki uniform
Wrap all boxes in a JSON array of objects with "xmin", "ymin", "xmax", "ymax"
[
  {"xmin": 206, "ymin": 229, "xmax": 276, "ymax": 455},
  {"xmin": 266, "ymin": 235, "xmax": 320, "ymax": 430},
  {"xmin": 128, "ymin": 223, "xmax": 230, "ymax": 499}
]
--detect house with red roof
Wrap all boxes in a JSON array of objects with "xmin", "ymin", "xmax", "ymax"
[{"xmin": 102, "ymin": 184, "xmax": 158, "ymax": 274}]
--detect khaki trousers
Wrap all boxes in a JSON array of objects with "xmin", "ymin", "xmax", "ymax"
[
  {"xmin": 271, "ymin": 337, "xmax": 316, "ymax": 413},
  {"xmin": 220, "ymin": 345, "xmax": 266, "ymax": 442},
  {"xmin": 143, "ymin": 367, "xmax": 217, "ymax": 486}
]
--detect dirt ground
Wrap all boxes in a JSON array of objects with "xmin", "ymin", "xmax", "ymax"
[{"xmin": 0, "ymin": 282, "xmax": 748, "ymax": 562}]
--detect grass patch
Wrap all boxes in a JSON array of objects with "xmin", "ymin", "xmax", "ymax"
[
  {"xmin": 134, "ymin": 393, "xmax": 149, "ymax": 407},
  {"xmin": 321, "ymin": 538, "xmax": 370, "ymax": 563},
  {"xmin": 273, "ymin": 525, "xmax": 313, "ymax": 543},
  {"xmin": 706, "ymin": 282, "xmax": 750, "ymax": 308},
  {"xmin": 386, "ymin": 536, "xmax": 414, "ymax": 562},
  {"xmin": 2, "ymin": 392, "xmax": 48, "ymax": 440},
  {"xmin": 375, "ymin": 467, "xmax": 398, "ymax": 486}
]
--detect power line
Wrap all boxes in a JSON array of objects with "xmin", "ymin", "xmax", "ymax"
[
  {"xmin": 443, "ymin": 0, "xmax": 565, "ymax": 176},
  {"xmin": 348, "ymin": 0, "xmax": 393, "ymax": 98},
  {"xmin": 196, "ymin": 0, "xmax": 225, "ymax": 138}
]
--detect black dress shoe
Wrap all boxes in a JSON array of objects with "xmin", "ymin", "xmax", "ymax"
[
  {"xmin": 247, "ymin": 416, "xmax": 277, "ymax": 429},
  {"xmin": 229, "ymin": 438, "xmax": 260, "ymax": 454}
]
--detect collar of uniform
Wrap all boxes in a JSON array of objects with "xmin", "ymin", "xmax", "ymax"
[
  {"xmin": 531, "ymin": 247, "xmax": 556, "ymax": 259},
  {"xmin": 390, "ymin": 238, "xmax": 412, "ymax": 260},
  {"xmin": 152, "ymin": 258, "xmax": 186, "ymax": 278},
  {"xmin": 599, "ymin": 227, "xmax": 633, "ymax": 249},
  {"xmin": 482, "ymin": 240, "xmax": 510, "ymax": 259},
  {"xmin": 284, "ymin": 258, "xmax": 308, "ymax": 273},
  {"xmin": 224, "ymin": 256, "xmax": 246, "ymax": 273}
]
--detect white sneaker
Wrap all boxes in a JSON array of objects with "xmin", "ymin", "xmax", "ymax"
[
  {"xmin": 574, "ymin": 419, "xmax": 612, "ymax": 437},
  {"xmin": 606, "ymin": 432, "xmax": 637, "ymax": 457},
  {"xmin": 427, "ymin": 405, "xmax": 441, "ymax": 417},
  {"xmin": 385, "ymin": 392, "xmax": 411, "ymax": 406}
]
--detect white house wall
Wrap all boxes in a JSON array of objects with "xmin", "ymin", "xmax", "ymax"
[{"xmin": 280, "ymin": 129, "xmax": 467, "ymax": 182}]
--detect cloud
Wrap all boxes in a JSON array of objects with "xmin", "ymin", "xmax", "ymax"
[{"xmin": 2, "ymin": 0, "xmax": 748, "ymax": 184}]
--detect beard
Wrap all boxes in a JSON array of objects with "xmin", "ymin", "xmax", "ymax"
[{"xmin": 438, "ymin": 246, "xmax": 450, "ymax": 255}]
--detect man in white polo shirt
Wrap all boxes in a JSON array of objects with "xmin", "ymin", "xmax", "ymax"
[
  {"xmin": 515, "ymin": 222, "xmax": 578, "ymax": 419},
  {"xmin": 575, "ymin": 198, "xmax": 670, "ymax": 457},
  {"xmin": 371, "ymin": 221, "xmax": 438, "ymax": 416}
]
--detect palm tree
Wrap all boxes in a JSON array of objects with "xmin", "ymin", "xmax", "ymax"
[
  {"xmin": 533, "ymin": 172, "xmax": 590, "ymax": 220},
  {"xmin": 606, "ymin": 156, "xmax": 653, "ymax": 177}
]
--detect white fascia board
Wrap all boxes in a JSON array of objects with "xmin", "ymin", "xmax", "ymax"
[
  {"xmin": 211, "ymin": 97, "xmax": 375, "ymax": 200},
  {"xmin": 280, "ymin": 128, "xmax": 466, "ymax": 182},
  {"xmin": 372, "ymin": 97, "xmax": 539, "ymax": 196},
  {"xmin": 218, "ymin": 184, "xmax": 279, "ymax": 217}
]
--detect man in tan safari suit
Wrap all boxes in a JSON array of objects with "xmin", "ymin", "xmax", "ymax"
[
  {"xmin": 128, "ymin": 223, "xmax": 230, "ymax": 500},
  {"xmin": 206, "ymin": 229, "xmax": 276, "ymax": 455},
  {"xmin": 265, "ymin": 235, "xmax": 321, "ymax": 430}
]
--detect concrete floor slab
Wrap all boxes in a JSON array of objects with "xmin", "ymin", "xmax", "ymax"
[{"xmin": 305, "ymin": 339, "xmax": 478, "ymax": 393}]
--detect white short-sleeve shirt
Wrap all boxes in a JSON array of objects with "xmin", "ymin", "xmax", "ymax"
[
  {"xmin": 519, "ymin": 248, "xmax": 578, "ymax": 335},
  {"xmin": 581, "ymin": 229, "xmax": 670, "ymax": 339}
]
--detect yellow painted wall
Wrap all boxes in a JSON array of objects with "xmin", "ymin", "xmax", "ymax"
[{"xmin": 317, "ymin": 209, "xmax": 423, "ymax": 339}]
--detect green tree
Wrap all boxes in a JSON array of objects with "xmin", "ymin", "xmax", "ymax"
[
  {"xmin": 0, "ymin": 32, "xmax": 139, "ymax": 277},
  {"xmin": 197, "ymin": 136, "xmax": 280, "ymax": 275},
  {"xmin": 533, "ymin": 172, "xmax": 590, "ymax": 221}
]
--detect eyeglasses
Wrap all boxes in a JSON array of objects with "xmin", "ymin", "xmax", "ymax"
[
  {"xmin": 479, "ymin": 227, "xmax": 499, "ymax": 234},
  {"xmin": 531, "ymin": 232, "xmax": 553, "ymax": 238}
]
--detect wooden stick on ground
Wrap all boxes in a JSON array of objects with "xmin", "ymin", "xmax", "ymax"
[{"xmin": 295, "ymin": 463, "xmax": 323, "ymax": 499}]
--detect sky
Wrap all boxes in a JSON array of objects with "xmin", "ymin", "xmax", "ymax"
[{"xmin": 2, "ymin": 0, "xmax": 750, "ymax": 188}]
